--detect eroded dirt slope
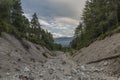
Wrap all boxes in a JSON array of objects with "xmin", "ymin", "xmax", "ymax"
[
  {"xmin": 73, "ymin": 33, "xmax": 120, "ymax": 77},
  {"xmin": 0, "ymin": 32, "xmax": 53, "ymax": 79}
]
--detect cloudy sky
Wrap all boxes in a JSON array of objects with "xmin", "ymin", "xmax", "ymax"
[{"xmin": 21, "ymin": 0, "xmax": 86, "ymax": 38}]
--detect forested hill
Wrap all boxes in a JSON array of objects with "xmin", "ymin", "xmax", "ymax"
[
  {"xmin": 0, "ymin": 0, "xmax": 62, "ymax": 50},
  {"xmin": 71, "ymin": 0, "xmax": 120, "ymax": 50},
  {"xmin": 54, "ymin": 37, "xmax": 74, "ymax": 47}
]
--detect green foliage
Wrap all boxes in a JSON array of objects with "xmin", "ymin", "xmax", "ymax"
[
  {"xmin": 0, "ymin": 0, "xmax": 62, "ymax": 50},
  {"xmin": 28, "ymin": 13, "xmax": 57, "ymax": 50},
  {"xmin": 98, "ymin": 26, "xmax": 120, "ymax": 40},
  {"xmin": 71, "ymin": 0, "xmax": 120, "ymax": 50},
  {"xmin": 0, "ymin": 20, "xmax": 18, "ymax": 35},
  {"xmin": 0, "ymin": 0, "xmax": 13, "ymax": 19}
]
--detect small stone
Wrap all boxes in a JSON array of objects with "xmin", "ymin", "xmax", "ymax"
[
  {"xmin": 48, "ymin": 68, "xmax": 54, "ymax": 74},
  {"xmin": 103, "ymin": 61, "xmax": 108, "ymax": 66},
  {"xmin": 6, "ymin": 72, "xmax": 10, "ymax": 76},
  {"xmin": 39, "ymin": 74, "xmax": 43, "ymax": 78},
  {"xmin": 24, "ymin": 66, "xmax": 30, "ymax": 72}
]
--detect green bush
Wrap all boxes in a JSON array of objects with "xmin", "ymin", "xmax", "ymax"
[{"xmin": 0, "ymin": 20, "xmax": 17, "ymax": 33}]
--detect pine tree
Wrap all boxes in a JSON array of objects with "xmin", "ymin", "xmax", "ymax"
[
  {"xmin": 31, "ymin": 13, "xmax": 42, "ymax": 39},
  {"xmin": 0, "ymin": 0, "xmax": 13, "ymax": 20},
  {"xmin": 75, "ymin": 22, "xmax": 83, "ymax": 37},
  {"xmin": 10, "ymin": 0, "xmax": 29, "ymax": 37},
  {"xmin": 0, "ymin": 0, "xmax": 15, "ymax": 33},
  {"xmin": 71, "ymin": 0, "xmax": 120, "ymax": 49}
]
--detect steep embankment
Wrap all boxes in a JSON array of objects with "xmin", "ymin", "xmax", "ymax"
[
  {"xmin": 0, "ymin": 32, "xmax": 53, "ymax": 79},
  {"xmin": 73, "ymin": 33, "xmax": 120, "ymax": 77}
]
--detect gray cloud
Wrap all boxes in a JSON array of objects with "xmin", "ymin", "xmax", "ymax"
[{"xmin": 21, "ymin": 0, "xmax": 86, "ymax": 37}]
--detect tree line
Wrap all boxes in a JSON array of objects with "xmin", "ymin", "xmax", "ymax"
[
  {"xmin": 71, "ymin": 0, "xmax": 120, "ymax": 49},
  {"xmin": 0, "ymin": 0, "xmax": 63, "ymax": 50}
]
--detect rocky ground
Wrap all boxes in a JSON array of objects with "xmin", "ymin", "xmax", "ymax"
[
  {"xmin": 0, "ymin": 33, "xmax": 120, "ymax": 80},
  {"xmin": 73, "ymin": 33, "xmax": 120, "ymax": 79},
  {"xmin": 0, "ymin": 53, "xmax": 120, "ymax": 80}
]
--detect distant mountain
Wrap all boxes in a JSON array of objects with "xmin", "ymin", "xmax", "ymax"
[{"xmin": 54, "ymin": 37, "xmax": 74, "ymax": 47}]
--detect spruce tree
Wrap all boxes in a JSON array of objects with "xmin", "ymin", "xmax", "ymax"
[
  {"xmin": 31, "ymin": 13, "xmax": 42, "ymax": 39},
  {"xmin": 71, "ymin": 0, "xmax": 120, "ymax": 49}
]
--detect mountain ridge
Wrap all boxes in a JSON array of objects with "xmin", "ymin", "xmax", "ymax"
[{"xmin": 54, "ymin": 37, "xmax": 74, "ymax": 47}]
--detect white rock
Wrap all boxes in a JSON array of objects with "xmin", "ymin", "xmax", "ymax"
[
  {"xmin": 81, "ymin": 65, "xmax": 85, "ymax": 70},
  {"xmin": 24, "ymin": 66, "xmax": 30, "ymax": 72},
  {"xmin": 6, "ymin": 72, "xmax": 10, "ymax": 76}
]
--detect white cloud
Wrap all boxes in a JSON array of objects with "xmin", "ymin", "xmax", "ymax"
[
  {"xmin": 23, "ymin": 13, "xmax": 77, "ymax": 38},
  {"xmin": 21, "ymin": 0, "xmax": 86, "ymax": 37},
  {"xmin": 54, "ymin": 17, "xmax": 79, "ymax": 25},
  {"xmin": 52, "ymin": 33, "xmax": 63, "ymax": 38},
  {"xmin": 23, "ymin": 13, "xmax": 31, "ymax": 21},
  {"xmin": 49, "ymin": 23, "xmax": 75, "ymax": 38},
  {"xmin": 39, "ymin": 19, "xmax": 50, "ymax": 26},
  {"xmin": 46, "ymin": 0, "xmax": 86, "ymax": 19}
]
